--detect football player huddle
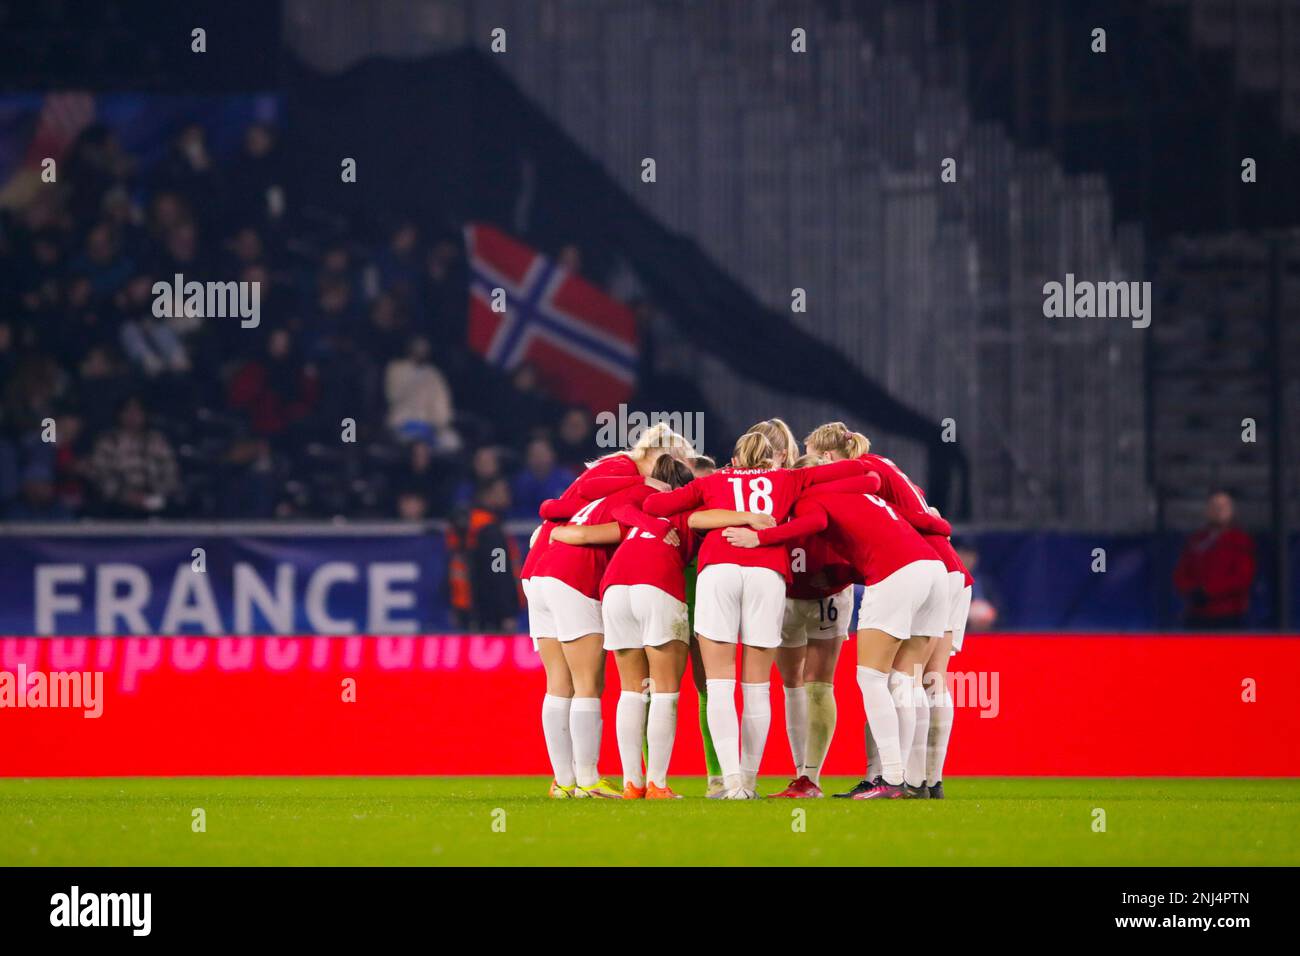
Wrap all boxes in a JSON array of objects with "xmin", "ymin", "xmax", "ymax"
[{"xmin": 520, "ymin": 418, "xmax": 971, "ymax": 800}]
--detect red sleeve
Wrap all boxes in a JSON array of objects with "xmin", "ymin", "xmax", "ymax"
[
  {"xmin": 642, "ymin": 482, "xmax": 704, "ymax": 517},
  {"xmin": 1202, "ymin": 532, "xmax": 1257, "ymax": 598},
  {"xmin": 804, "ymin": 459, "xmax": 866, "ymax": 486},
  {"xmin": 756, "ymin": 502, "xmax": 827, "ymax": 546},
  {"xmin": 909, "ymin": 511, "xmax": 952, "ymax": 537},
  {"xmin": 613, "ymin": 502, "xmax": 669, "ymax": 539},
  {"xmin": 674, "ymin": 513, "xmax": 699, "ymax": 559},
  {"xmin": 539, "ymin": 498, "xmax": 579, "ymax": 521},
  {"xmin": 576, "ymin": 475, "xmax": 643, "ymax": 499},
  {"xmin": 803, "ymin": 474, "xmax": 880, "ymax": 497},
  {"xmin": 872, "ymin": 466, "xmax": 951, "ymax": 535}
]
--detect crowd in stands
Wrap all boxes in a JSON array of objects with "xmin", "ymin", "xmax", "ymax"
[{"xmin": 0, "ymin": 119, "xmax": 605, "ymax": 526}]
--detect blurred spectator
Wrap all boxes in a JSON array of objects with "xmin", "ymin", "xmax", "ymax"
[
  {"xmin": 146, "ymin": 191, "xmax": 192, "ymax": 242},
  {"xmin": 226, "ymin": 122, "xmax": 285, "ymax": 227},
  {"xmin": 76, "ymin": 345, "xmax": 132, "ymax": 435},
  {"xmin": 510, "ymin": 436, "xmax": 573, "ymax": 518},
  {"xmin": 50, "ymin": 411, "xmax": 89, "ymax": 513},
  {"xmin": 117, "ymin": 273, "xmax": 190, "ymax": 377},
  {"xmin": 956, "ymin": 544, "xmax": 999, "ymax": 632},
  {"xmin": 4, "ymin": 352, "xmax": 67, "ymax": 431},
  {"xmin": 160, "ymin": 124, "xmax": 221, "ymax": 224},
  {"xmin": 453, "ymin": 446, "xmax": 503, "ymax": 507},
  {"xmin": 446, "ymin": 476, "xmax": 519, "ymax": 632},
  {"xmin": 227, "ymin": 328, "xmax": 320, "ymax": 438},
  {"xmin": 1173, "ymin": 490, "xmax": 1257, "ymax": 630},
  {"xmin": 368, "ymin": 293, "xmax": 411, "ymax": 362},
  {"xmin": 376, "ymin": 221, "xmax": 422, "ymax": 308},
  {"xmin": 63, "ymin": 125, "xmax": 135, "ymax": 228},
  {"xmin": 5, "ymin": 460, "xmax": 72, "ymax": 521},
  {"xmin": 70, "ymin": 221, "xmax": 133, "ymax": 300},
  {"xmin": 491, "ymin": 362, "xmax": 565, "ymax": 445},
  {"xmin": 422, "ymin": 234, "xmax": 467, "ymax": 346},
  {"xmin": 396, "ymin": 487, "xmax": 429, "ymax": 522},
  {"xmin": 0, "ymin": 116, "xmax": 644, "ymax": 524},
  {"xmin": 89, "ymin": 396, "xmax": 179, "ymax": 516},
  {"xmin": 554, "ymin": 406, "xmax": 596, "ymax": 471},
  {"xmin": 384, "ymin": 335, "xmax": 460, "ymax": 451}
]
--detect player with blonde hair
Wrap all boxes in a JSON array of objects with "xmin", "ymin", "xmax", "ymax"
[
  {"xmin": 642, "ymin": 431, "xmax": 866, "ymax": 798},
  {"xmin": 804, "ymin": 424, "xmax": 971, "ymax": 799},
  {"xmin": 722, "ymin": 452, "xmax": 945, "ymax": 799},
  {"xmin": 524, "ymin": 421, "xmax": 696, "ymax": 798},
  {"xmin": 748, "ymin": 418, "xmax": 800, "ymax": 468}
]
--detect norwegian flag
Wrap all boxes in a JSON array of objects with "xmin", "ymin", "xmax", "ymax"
[{"xmin": 465, "ymin": 223, "xmax": 638, "ymax": 413}]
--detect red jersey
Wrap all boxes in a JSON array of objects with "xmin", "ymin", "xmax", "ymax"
[
  {"xmin": 520, "ymin": 453, "xmax": 640, "ymax": 580},
  {"xmin": 532, "ymin": 483, "xmax": 654, "ymax": 598},
  {"xmin": 1173, "ymin": 525, "xmax": 1257, "ymax": 618},
  {"xmin": 599, "ymin": 503, "xmax": 698, "ymax": 602},
  {"xmin": 757, "ymin": 490, "xmax": 937, "ymax": 586},
  {"xmin": 861, "ymin": 453, "xmax": 972, "ymax": 586},
  {"xmin": 787, "ymin": 530, "xmax": 859, "ymax": 600},
  {"xmin": 642, "ymin": 459, "xmax": 865, "ymax": 581}
]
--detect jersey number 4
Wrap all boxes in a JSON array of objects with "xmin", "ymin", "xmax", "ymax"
[
  {"xmin": 570, "ymin": 497, "xmax": 605, "ymax": 525},
  {"xmin": 864, "ymin": 493, "xmax": 899, "ymax": 520}
]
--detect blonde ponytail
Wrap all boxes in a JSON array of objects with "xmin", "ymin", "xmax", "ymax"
[
  {"xmin": 804, "ymin": 420, "xmax": 870, "ymax": 460},
  {"xmin": 586, "ymin": 420, "xmax": 696, "ymax": 469},
  {"xmin": 732, "ymin": 430, "xmax": 777, "ymax": 469},
  {"xmin": 748, "ymin": 418, "xmax": 798, "ymax": 468}
]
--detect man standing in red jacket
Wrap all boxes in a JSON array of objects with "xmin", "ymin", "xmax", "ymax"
[{"xmin": 1173, "ymin": 490, "xmax": 1257, "ymax": 630}]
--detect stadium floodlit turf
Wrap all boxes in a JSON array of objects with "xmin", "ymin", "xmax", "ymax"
[{"xmin": 1, "ymin": 777, "xmax": 1296, "ymax": 867}]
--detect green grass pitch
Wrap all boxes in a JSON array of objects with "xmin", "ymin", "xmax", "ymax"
[{"xmin": 2, "ymin": 777, "xmax": 1297, "ymax": 867}]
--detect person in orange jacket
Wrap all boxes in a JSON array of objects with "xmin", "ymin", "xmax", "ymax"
[{"xmin": 447, "ymin": 476, "xmax": 520, "ymax": 631}]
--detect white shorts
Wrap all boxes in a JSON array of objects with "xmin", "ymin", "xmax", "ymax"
[
  {"xmin": 525, "ymin": 576, "xmax": 604, "ymax": 643},
  {"xmin": 857, "ymin": 560, "xmax": 948, "ymax": 641},
  {"xmin": 949, "ymin": 578, "xmax": 973, "ymax": 653},
  {"xmin": 601, "ymin": 584, "xmax": 690, "ymax": 650},
  {"xmin": 694, "ymin": 564, "xmax": 786, "ymax": 649},
  {"xmin": 781, "ymin": 585, "xmax": 853, "ymax": 648}
]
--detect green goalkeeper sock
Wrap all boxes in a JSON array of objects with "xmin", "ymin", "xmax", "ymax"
[{"xmin": 699, "ymin": 690, "xmax": 722, "ymax": 778}]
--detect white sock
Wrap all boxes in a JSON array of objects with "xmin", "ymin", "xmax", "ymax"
[
  {"xmin": 541, "ymin": 694, "xmax": 575, "ymax": 787},
  {"xmin": 802, "ymin": 681, "xmax": 836, "ymax": 785},
  {"xmin": 706, "ymin": 679, "xmax": 740, "ymax": 788},
  {"xmin": 784, "ymin": 684, "xmax": 808, "ymax": 777},
  {"xmin": 646, "ymin": 692, "xmax": 679, "ymax": 788},
  {"xmin": 888, "ymin": 671, "xmax": 917, "ymax": 788},
  {"xmin": 927, "ymin": 678, "xmax": 955, "ymax": 784},
  {"xmin": 740, "ymin": 681, "xmax": 772, "ymax": 791},
  {"xmin": 866, "ymin": 721, "xmax": 881, "ymax": 780},
  {"xmin": 857, "ymin": 666, "xmax": 903, "ymax": 785},
  {"xmin": 616, "ymin": 691, "xmax": 647, "ymax": 788},
  {"xmin": 906, "ymin": 676, "xmax": 930, "ymax": 787},
  {"xmin": 570, "ymin": 697, "xmax": 602, "ymax": 788}
]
